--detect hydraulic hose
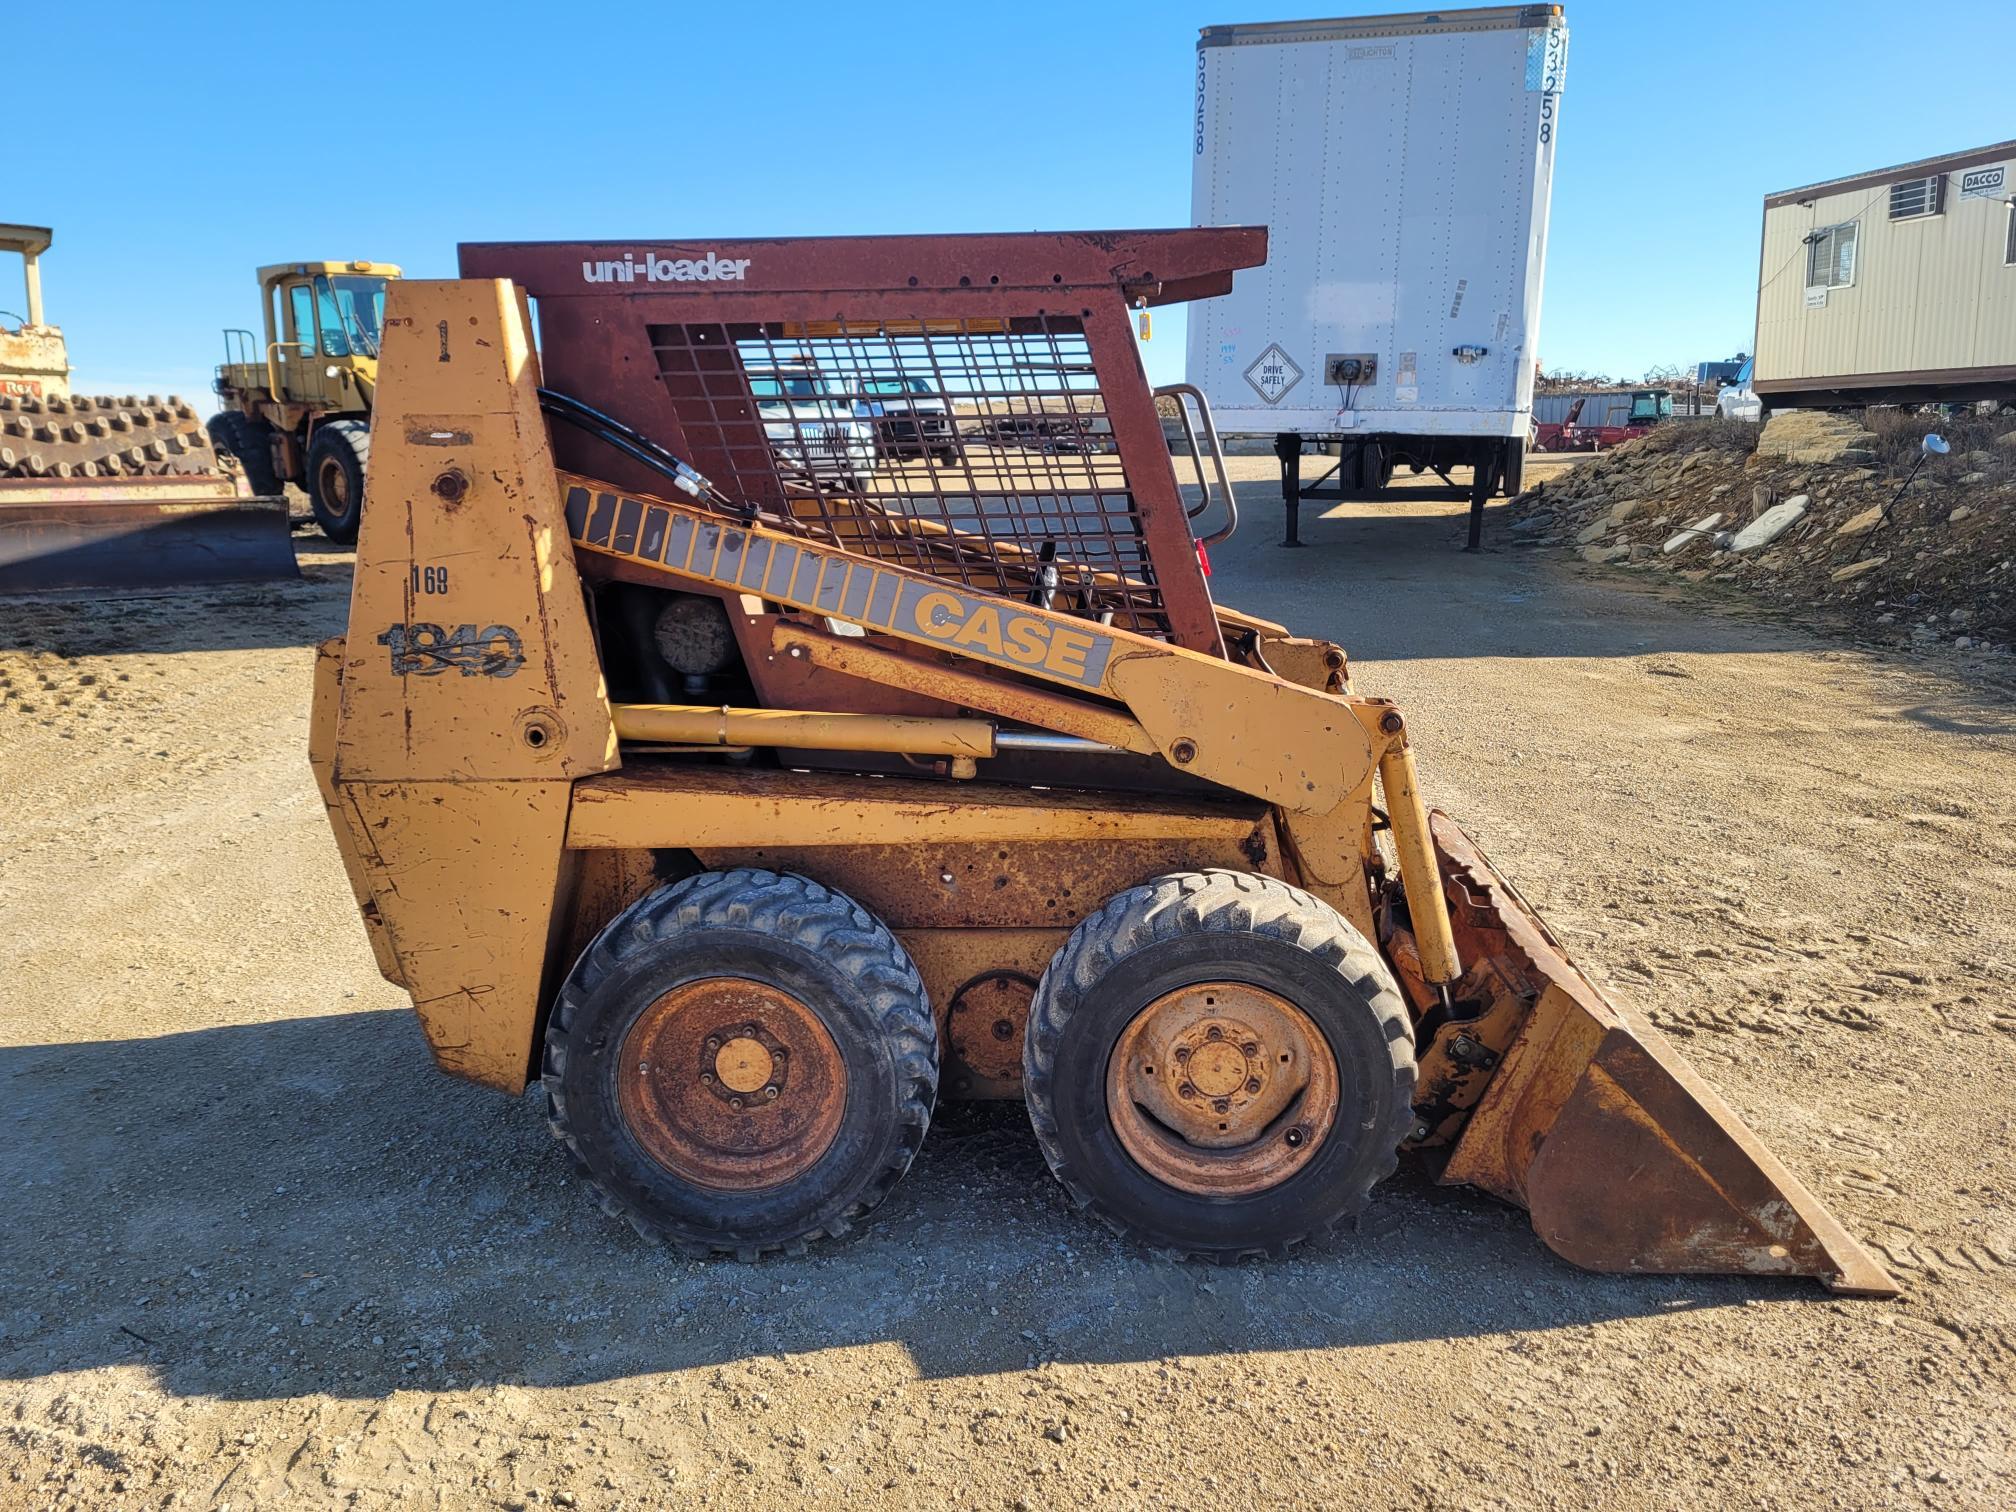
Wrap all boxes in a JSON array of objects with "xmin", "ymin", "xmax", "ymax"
[{"xmin": 536, "ymin": 388, "xmax": 732, "ymax": 508}]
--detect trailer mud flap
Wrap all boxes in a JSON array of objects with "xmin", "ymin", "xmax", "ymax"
[
  {"xmin": 1425, "ymin": 812, "xmax": 1899, "ymax": 1297},
  {"xmin": 0, "ymin": 478, "xmax": 298, "ymax": 594}
]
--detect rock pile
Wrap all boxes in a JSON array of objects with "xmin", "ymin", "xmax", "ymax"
[{"xmin": 1508, "ymin": 413, "xmax": 2016, "ymax": 651}]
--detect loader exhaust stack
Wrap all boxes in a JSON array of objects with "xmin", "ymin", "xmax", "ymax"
[{"xmin": 306, "ymin": 233, "xmax": 1893, "ymax": 1292}]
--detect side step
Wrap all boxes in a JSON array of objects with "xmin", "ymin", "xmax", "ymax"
[{"xmin": 0, "ymin": 476, "xmax": 298, "ymax": 593}]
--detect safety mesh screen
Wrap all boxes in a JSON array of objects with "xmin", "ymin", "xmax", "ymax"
[{"xmin": 647, "ymin": 317, "xmax": 1170, "ymax": 638}]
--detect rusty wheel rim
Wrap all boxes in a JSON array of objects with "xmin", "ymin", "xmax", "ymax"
[
  {"xmin": 616, "ymin": 977, "xmax": 847, "ymax": 1192},
  {"xmin": 1105, "ymin": 982, "xmax": 1339, "ymax": 1197},
  {"xmin": 318, "ymin": 454, "xmax": 350, "ymax": 510}
]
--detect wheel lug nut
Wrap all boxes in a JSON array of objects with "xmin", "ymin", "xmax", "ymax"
[
  {"xmin": 1245, "ymin": 1078, "xmax": 1261, "ymax": 1093},
  {"xmin": 1212, "ymin": 1098, "xmax": 1230, "ymax": 1114},
  {"xmin": 1205, "ymin": 1026, "xmax": 1223, "ymax": 1042},
  {"xmin": 705, "ymin": 1037, "xmax": 720, "ymax": 1051},
  {"xmin": 1179, "ymin": 1082, "xmax": 1198, "ymax": 1098},
  {"xmin": 1241, "ymin": 1042, "xmax": 1259, "ymax": 1056},
  {"xmin": 1173, "ymin": 1047, "xmax": 1190, "ymax": 1063},
  {"xmin": 700, "ymin": 1071, "xmax": 714, "ymax": 1084},
  {"xmin": 730, "ymin": 1096, "xmax": 744, "ymax": 1110},
  {"xmin": 764, "ymin": 1086, "xmax": 779, "ymax": 1100}
]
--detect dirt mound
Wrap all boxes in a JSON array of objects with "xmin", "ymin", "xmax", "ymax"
[{"xmin": 1509, "ymin": 411, "xmax": 2016, "ymax": 650}]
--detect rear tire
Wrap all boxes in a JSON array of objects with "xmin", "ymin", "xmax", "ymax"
[
  {"xmin": 1024, "ymin": 870, "xmax": 1416, "ymax": 1262},
  {"xmin": 306, "ymin": 419, "xmax": 369, "ymax": 543},
  {"xmin": 206, "ymin": 409, "xmax": 281, "ymax": 495},
  {"xmin": 542, "ymin": 869, "xmax": 938, "ymax": 1259}
]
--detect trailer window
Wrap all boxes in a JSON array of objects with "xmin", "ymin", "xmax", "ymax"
[
  {"xmin": 2007, "ymin": 204, "xmax": 2016, "ymax": 267},
  {"xmin": 1806, "ymin": 223, "xmax": 1857, "ymax": 291},
  {"xmin": 1887, "ymin": 175, "xmax": 1945, "ymax": 220}
]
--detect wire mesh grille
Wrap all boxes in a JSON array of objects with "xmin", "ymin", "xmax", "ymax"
[{"xmin": 647, "ymin": 317, "xmax": 1171, "ymax": 638}]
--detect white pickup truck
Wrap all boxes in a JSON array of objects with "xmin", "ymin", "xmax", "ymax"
[{"xmin": 747, "ymin": 363, "xmax": 880, "ymax": 486}]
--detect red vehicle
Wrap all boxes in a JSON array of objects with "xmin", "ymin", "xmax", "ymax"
[{"xmin": 1532, "ymin": 388, "xmax": 1674, "ymax": 451}]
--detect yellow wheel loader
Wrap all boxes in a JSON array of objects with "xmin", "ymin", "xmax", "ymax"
[
  {"xmin": 310, "ymin": 231, "xmax": 1894, "ymax": 1291},
  {"xmin": 0, "ymin": 224, "xmax": 294, "ymax": 593},
  {"xmin": 211, "ymin": 259, "xmax": 400, "ymax": 543}
]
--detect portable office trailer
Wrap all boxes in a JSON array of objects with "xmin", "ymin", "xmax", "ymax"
[
  {"xmin": 1754, "ymin": 140, "xmax": 2016, "ymax": 410},
  {"xmin": 1186, "ymin": 5, "xmax": 1567, "ymax": 548}
]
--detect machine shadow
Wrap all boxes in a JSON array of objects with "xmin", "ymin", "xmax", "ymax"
[
  {"xmin": 0, "ymin": 545, "xmax": 346, "ymax": 657},
  {"xmin": 0, "ymin": 1010, "xmax": 1778, "ymax": 1405}
]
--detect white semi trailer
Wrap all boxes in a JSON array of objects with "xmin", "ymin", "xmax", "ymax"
[{"xmin": 1187, "ymin": 5, "xmax": 1567, "ymax": 548}]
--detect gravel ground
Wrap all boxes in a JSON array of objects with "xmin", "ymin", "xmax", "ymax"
[{"xmin": 3, "ymin": 460, "xmax": 2014, "ymax": 1509}]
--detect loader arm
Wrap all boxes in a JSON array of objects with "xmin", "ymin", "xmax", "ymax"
[
  {"xmin": 554, "ymin": 471, "xmax": 1450, "ymax": 970},
  {"xmin": 314, "ymin": 264, "xmax": 1896, "ymax": 1296}
]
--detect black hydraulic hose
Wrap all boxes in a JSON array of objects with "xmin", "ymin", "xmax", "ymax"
[{"xmin": 535, "ymin": 387, "xmax": 734, "ymax": 508}]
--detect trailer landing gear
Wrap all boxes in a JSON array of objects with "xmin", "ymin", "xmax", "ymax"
[
  {"xmin": 1274, "ymin": 431, "xmax": 1522, "ymax": 552},
  {"xmin": 1274, "ymin": 432, "xmax": 1306, "ymax": 548}
]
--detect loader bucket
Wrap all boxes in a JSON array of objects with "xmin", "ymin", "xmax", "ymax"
[
  {"xmin": 0, "ymin": 476, "xmax": 297, "ymax": 593},
  {"xmin": 1425, "ymin": 812, "xmax": 1899, "ymax": 1297}
]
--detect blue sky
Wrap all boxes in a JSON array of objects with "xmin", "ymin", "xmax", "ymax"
[{"xmin": 9, "ymin": 0, "xmax": 2010, "ymax": 406}]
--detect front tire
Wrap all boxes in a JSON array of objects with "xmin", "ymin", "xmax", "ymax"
[
  {"xmin": 542, "ymin": 869, "xmax": 938, "ymax": 1259},
  {"xmin": 306, "ymin": 419, "xmax": 369, "ymax": 543},
  {"xmin": 206, "ymin": 409, "xmax": 281, "ymax": 495},
  {"xmin": 1024, "ymin": 870, "xmax": 1416, "ymax": 1261}
]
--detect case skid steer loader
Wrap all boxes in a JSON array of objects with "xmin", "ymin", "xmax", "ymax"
[{"xmin": 310, "ymin": 231, "xmax": 1895, "ymax": 1292}]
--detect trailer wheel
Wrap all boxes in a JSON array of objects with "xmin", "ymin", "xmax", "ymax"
[
  {"xmin": 1350, "ymin": 441, "xmax": 1395, "ymax": 493},
  {"xmin": 542, "ymin": 869, "xmax": 938, "ymax": 1259},
  {"xmin": 306, "ymin": 420, "xmax": 369, "ymax": 543},
  {"xmin": 206, "ymin": 410, "xmax": 281, "ymax": 496},
  {"xmin": 1024, "ymin": 870, "xmax": 1416, "ymax": 1262},
  {"xmin": 1502, "ymin": 435, "xmax": 1527, "ymax": 497}
]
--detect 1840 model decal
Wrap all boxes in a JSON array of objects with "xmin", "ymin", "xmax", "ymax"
[{"xmin": 377, "ymin": 623, "xmax": 526, "ymax": 678}]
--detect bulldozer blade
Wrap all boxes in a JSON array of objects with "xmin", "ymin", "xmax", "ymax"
[
  {"xmin": 0, "ymin": 476, "xmax": 297, "ymax": 593},
  {"xmin": 1429, "ymin": 812, "xmax": 1900, "ymax": 1297}
]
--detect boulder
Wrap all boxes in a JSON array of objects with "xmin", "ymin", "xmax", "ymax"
[
  {"xmin": 1662, "ymin": 514, "xmax": 1723, "ymax": 554},
  {"xmin": 1830, "ymin": 556, "xmax": 1886, "ymax": 582},
  {"xmin": 1729, "ymin": 498, "xmax": 1808, "ymax": 552},
  {"xmin": 1755, "ymin": 410, "xmax": 1881, "ymax": 465}
]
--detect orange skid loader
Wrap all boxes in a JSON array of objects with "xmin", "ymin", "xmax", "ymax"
[{"xmin": 308, "ymin": 231, "xmax": 1893, "ymax": 1291}]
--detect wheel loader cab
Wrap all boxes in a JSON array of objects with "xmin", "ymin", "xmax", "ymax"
[{"xmin": 307, "ymin": 232, "xmax": 1898, "ymax": 1295}]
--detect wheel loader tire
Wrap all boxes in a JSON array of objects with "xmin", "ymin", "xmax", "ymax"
[
  {"xmin": 1024, "ymin": 870, "xmax": 1416, "ymax": 1262},
  {"xmin": 206, "ymin": 410, "xmax": 280, "ymax": 496},
  {"xmin": 306, "ymin": 420, "xmax": 369, "ymax": 543},
  {"xmin": 541, "ymin": 869, "xmax": 938, "ymax": 1259}
]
